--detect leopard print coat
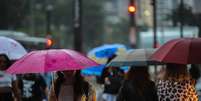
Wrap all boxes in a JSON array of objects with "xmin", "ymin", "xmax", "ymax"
[{"xmin": 156, "ymin": 79, "xmax": 198, "ymax": 101}]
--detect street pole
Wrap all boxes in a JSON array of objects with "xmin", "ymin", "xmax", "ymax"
[
  {"xmin": 46, "ymin": 4, "xmax": 53, "ymax": 49},
  {"xmin": 180, "ymin": 0, "xmax": 184, "ymax": 38},
  {"xmin": 129, "ymin": 0, "xmax": 137, "ymax": 48},
  {"xmin": 73, "ymin": 0, "xmax": 82, "ymax": 52},
  {"xmin": 30, "ymin": 0, "xmax": 35, "ymax": 36},
  {"xmin": 46, "ymin": 5, "xmax": 52, "ymax": 35},
  {"xmin": 152, "ymin": 0, "xmax": 157, "ymax": 48},
  {"xmin": 152, "ymin": 0, "xmax": 158, "ymax": 81}
]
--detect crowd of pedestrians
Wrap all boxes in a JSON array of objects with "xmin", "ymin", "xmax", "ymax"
[{"xmin": 0, "ymin": 52, "xmax": 200, "ymax": 101}]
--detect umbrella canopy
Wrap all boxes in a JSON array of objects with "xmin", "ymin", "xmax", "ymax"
[
  {"xmin": 107, "ymin": 49, "xmax": 161, "ymax": 67},
  {"xmin": 6, "ymin": 49, "xmax": 99, "ymax": 74},
  {"xmin": 0, "ymin": 36, "xmax": 27, "ymax": 60},
  {"xmin": 81, "ymin": 65, "xmax": 105, "ymax": 76},
  {"xmin": 81, "ymin": 65, "xmax": 129, "ymax": 76},
  {"xmin": 151, "ymin": 38, "xmax": 201, "ymax": 64},
  {"xmin": 85, "ymin": 44, "xmax": 127, "ymax": 76},
  {"xmin": 88, "ymin": 44, "xmax": 127, "ymax": 58}
]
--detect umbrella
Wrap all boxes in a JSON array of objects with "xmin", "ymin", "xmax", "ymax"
[
  {"xmin": 81, "ymin": 65, "xmax": 105, "ymax": 76},
  {"xmin": 0, "ymin": 36, "xmax": 27, "ymax": 60},
  {"xmin": 107, "ymin": 49, "xmax": 161, "ymax": 67},
  {"xmin": 6, "ymin": 49, "xmax": 99, "ymax": 74},
  {"xmin": 88, "ymin": 44, "xmax": 127, "ymax": 58},
  {"xmin": 151, "ymin": 38, "xmax": 201, "ymax": 64},
  {"xmin": 85, "ymin": 44, "xmax": 127, "ymax": 76},
  {"xmin": 81, "ymin": 65, "xmax": 130, "ymax": 76}
]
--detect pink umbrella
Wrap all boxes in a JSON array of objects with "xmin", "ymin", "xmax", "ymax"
[{"xmin": 6, "ymin": 49, "xmax": 99, "ymax": 74}]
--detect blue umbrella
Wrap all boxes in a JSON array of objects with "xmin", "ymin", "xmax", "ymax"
[
  {"xmin": 88, "ymin": 44, "xmax": 127, "ymax": 58},
  {"xmin": 81, "ymin": 65, "xmax": 130, "ymax": 76},
  {"xmin": 81, "ymin": 65, "xmax": 105, "ymax": 76}
]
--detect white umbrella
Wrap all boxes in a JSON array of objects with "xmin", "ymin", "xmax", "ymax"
[
  {"xmin": 107, "ymin": 49, "xmax": 161, "ymax": 67},
  {"xmin": 0, "ymin": 36, "xmax": 27, "ymax": 60}
]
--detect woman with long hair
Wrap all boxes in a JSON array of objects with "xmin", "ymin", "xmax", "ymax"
[
  {"xmin": 156, "ymin": 63, "xmax": 198, "ymax": 101},
  {"xmin": 0, "ymin": 54, "xmax": 21, "ymax": 101},
  {"xmin": 49, "ymin": 70, "xmax": 96, "ymax": 101},
  {"xmin": 117, "ymin": 66, "xmax": 158, "ymax": 101}
]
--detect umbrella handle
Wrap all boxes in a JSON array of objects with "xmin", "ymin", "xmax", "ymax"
[{"xmin": 49, "ymin": 72, "xmax": 58, "ymax": 101}]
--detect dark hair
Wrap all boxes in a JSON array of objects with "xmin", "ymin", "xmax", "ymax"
[
  {"xmin": 127, "ymin": 66, "xmax": 151, "ymax": 94},
  {"xmin": 127, "ymin": 66, "xmax": 150, "ymax": 81},
  {"xmin": 54, "ymin": 70, "xmax": 89, "ymax": 101},
  {"xmin": 0, "ymin": 54, "xmax": 11, "ymax": 70},
  {"xmin": 189, "ymin": 65, "xmax": 200, "ymax": 81},
  {"xmin": 164, "ymin": 63, "xmax": 188, "ymax": 80}
]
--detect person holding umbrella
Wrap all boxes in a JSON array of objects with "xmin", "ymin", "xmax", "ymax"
[
  {"xmin": 156, "ymin": 63, "xmax": 198, "ymax": 101},
  {"xmin": 116, "ymin": 66, "xmax": 158, "ymax": 101},
  {"xmin": 151, "ymin": 38, "xmax": 201, "ymax": 101},
  {"xmin": 0, "ymin": 54, "xmax": 21, "ymax": 101},
  {"xmin": 5, "ymin": 49, "xmax": 100, "ymax": 101},
  {"xmin": 48, "ymin": 70, "xmax": 96, "ymax": 101},
  {"xmin": 99, "ymin": 54, "xmax": 124, "ymax": 101}
]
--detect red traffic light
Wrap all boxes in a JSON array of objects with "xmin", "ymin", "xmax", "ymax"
[
  {"xmin": 46, "ymin": 38, "xmax": 53, "ymax": 48},
  {"xmin": 128, "ymin": 5, "xmax": 136, "ymax": 13}
]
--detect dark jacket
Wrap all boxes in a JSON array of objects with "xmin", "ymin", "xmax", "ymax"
[
  {"xmin": 101, "ymin": 67, "xmax": 124, "ymax": 94},
  {"xmin": 104, "ymin": 76, "xmax": 123, "ymax": 94},
  {"xmin": 117, "ymin": 80, "xmax": 158, "ymax": 101},
  {"xmin": 18, "ymin": 74, "xmax": 47, "ymax": 101}
]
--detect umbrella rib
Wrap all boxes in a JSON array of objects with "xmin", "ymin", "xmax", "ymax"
[
  {"xmin": 65, "ymin": 49, "xmax": 98, "ymax": 69},
  {"xmin": 186, "ymin": 38, "xmax": 193, "ymax": 64},
  {"xmin": 61, "ymin": 50, "xmax": 82, "ymax": 70},
  {"xmin": 44, "ymin": 50, "xmax": 48, "ymax": 73},
  {"xmin": 161, "ymin": 39, "xmax": 184, "ymax": 63},
  {"xmin": 7, "ymin": 51, "xmax": 35, "ymax": 74}
]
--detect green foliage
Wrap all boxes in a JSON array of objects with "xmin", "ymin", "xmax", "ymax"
[
  {"xmin": 0, "ymin": 0, "xmax": 26, "ymax": 29},
  {"xmin": 170, "ymin": 4, "xmax": 194, "ymax": 26},
  {"xmin": 51, "ymin": 0, "xmax": 105, "ymax": 50},
  {"xmin": 82, "ymin": 0, "xmax": 105, "ymax": 50},
  {"xmin": 108, "ymin": 18, "xmax": 129, "ymax": 44},
  {"xmin": 170, "ymin": 3, "xmax": 201, "ymax": 37}
]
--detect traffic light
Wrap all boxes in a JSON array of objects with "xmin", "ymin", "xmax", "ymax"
[
  {"xmin": 128, "ymin": 5, "xmax": 136, "ymax": 13},
  {"xmin": 128, "ymin": 4, "xmax": 136, "ymax": 27},
  {"xmin": 46, "ymin": 37, "xmax": 53, "ymax": 49}
]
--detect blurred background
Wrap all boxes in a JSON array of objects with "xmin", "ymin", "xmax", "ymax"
[{"xmin": 0, "ymin": 0, "xmax": 200, "ymax": 52}]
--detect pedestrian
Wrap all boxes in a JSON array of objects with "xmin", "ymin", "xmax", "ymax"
[
  {"xmin": 98, "ymin": 54, "xmax": 123, "ymax": 101},
  {"xmin": 18, "ymin": 73, "xmax": 48, "ymax": 101},
  {"xmin": 48, "ymin": 70, "xmax": 96, "ymax": 101},
  {"xmin": 156, "ymin": 63, "xmax": 198, "ymax": 101},
  {"xmin": 0, "ymin": 54, "xmax": 21, "ymax": 101},
  {"xmin": 189, "ymin": 64, "xmax": 200, "ymax": 84},
  {"xmin": 101, "ymin": 67, "xmax": 124, "ymax": 101},
  {"xmin": 117, "ymin": 66, "xmax": 158, "ymax": 101}
]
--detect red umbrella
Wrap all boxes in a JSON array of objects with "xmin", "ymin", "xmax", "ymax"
[{"xmin": 151, "ymin": 38, "xmax": 201, "ymax": 64}]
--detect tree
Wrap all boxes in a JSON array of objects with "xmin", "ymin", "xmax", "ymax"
[
  {"xmin": 107, "ymin": 18, "xmax": 129, "ymax": 44},
  {"xmin": 170, "ymin": 3, "xmax": 201, "ymax": 37},
  {"xmin": 0, "ymin": 0, "xmax": 26, "ymax": 29},
  {"xmin": 52, "ymin": 0, "xmax": 105, "ymax": 51},
  {"xmin": 170, "ymin": 4, "xmax": 194, "ymax": 26},
  {"xmin": 82, "ymin": 0, "xmax": 105, "ymax": 50}
]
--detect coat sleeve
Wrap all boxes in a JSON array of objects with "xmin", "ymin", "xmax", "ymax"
[
  {"xmin": 116, "ymin": 82, "xmax": 127, "ymax": 101},
  {"xmin": 149, "ymin": 81, "xmax": 159, "ymax": 101}
]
